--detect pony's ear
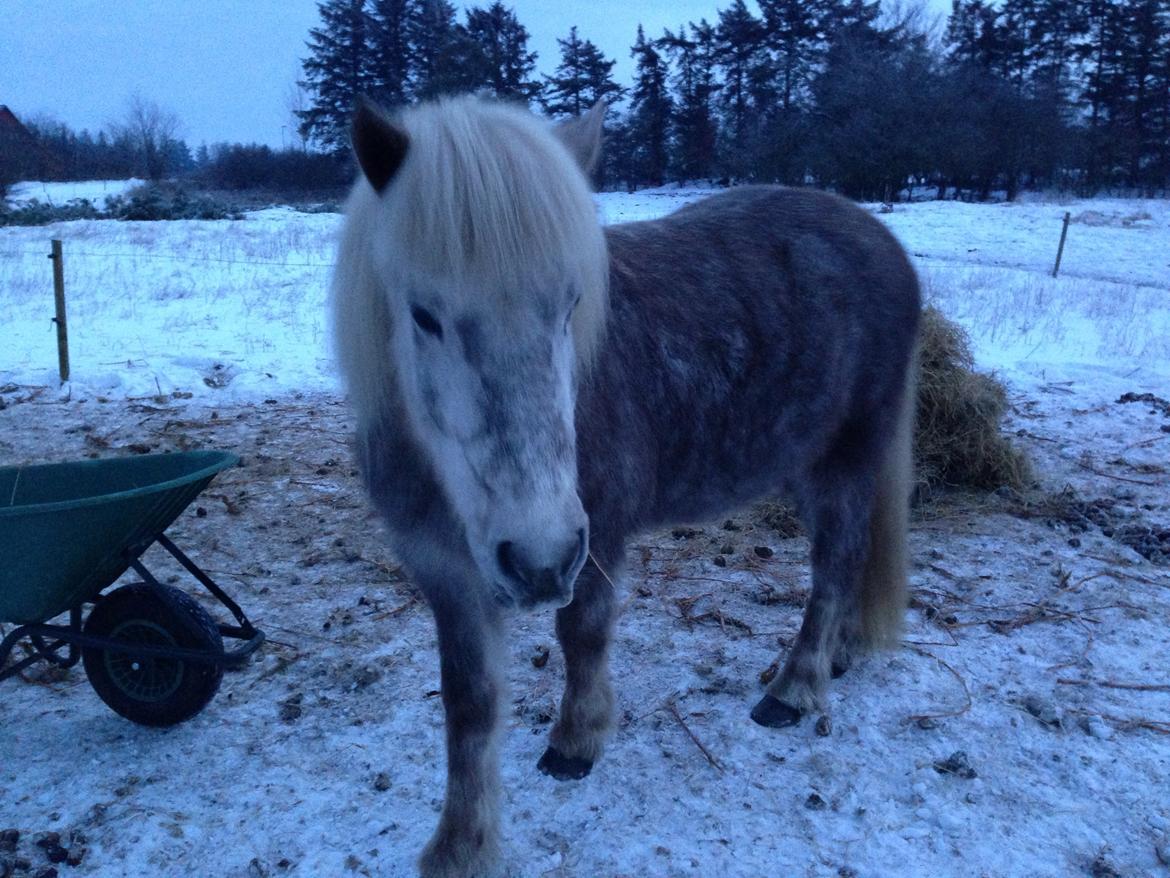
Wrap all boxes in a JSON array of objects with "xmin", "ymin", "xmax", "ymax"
[
  {"xmin": 553, "ymin": 101, "xmax": 605, "ymax": 175},
  {"xmin": 352, "ymin": 97, "xmax": 409, "ymax": 193}
]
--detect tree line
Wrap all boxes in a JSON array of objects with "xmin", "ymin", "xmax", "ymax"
[
  {"xmin": 1, "ymin": 95, "xmax": 351, "ymax": 199},
  {"xmin": 7, "ymin": 1, "xmax": 1166, "ymax": 201},
  {"xmin": 299, "ymin": 0, "xmax": 1170, "ymax": 198}
]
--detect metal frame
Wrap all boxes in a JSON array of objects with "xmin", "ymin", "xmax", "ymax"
[{"xmin": 0, "ymin": 533, "xmax": 264, "ymax": 683}]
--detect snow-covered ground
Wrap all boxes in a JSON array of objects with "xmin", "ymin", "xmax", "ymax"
[
  {"xmin": 5, "ymin": 179, "xmax": 146, "ymax": 209},
  {"xmin": 1, "ymin": 189, "xmax": 1168, "ymax": 878}
]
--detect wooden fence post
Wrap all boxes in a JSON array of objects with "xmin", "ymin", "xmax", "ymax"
[
  {"xmin": 1052, "ymin": 211, "xmax": 1071, "ymax": 278},
  {"xmin": 49, "ymin": 238, "xmax": 70, "ymax": 383}
]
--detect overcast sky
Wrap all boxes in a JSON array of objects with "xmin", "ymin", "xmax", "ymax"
[{"xmin": 2, "ymin": 1, "xmax": 952, "ymax": 148}]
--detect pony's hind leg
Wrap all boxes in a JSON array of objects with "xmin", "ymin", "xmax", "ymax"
[
  {"xmin": 752, "ymin": 433, "xmax": 880, "ymax": 728},
  {"xmin": 418, "ymin": 590, "xmax": 506, "ymax": 878},
  {"xmin": 539, "ymin": 554, "xmax": 618, "ymax": 780},
  {"xmin": 752, "ymin": 384, "xmax": 913, "ymax": 728}
]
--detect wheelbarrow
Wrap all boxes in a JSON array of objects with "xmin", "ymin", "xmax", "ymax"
[{"xmin": 0, "ymin": 451, "xmax": 264, "ymax": 726}]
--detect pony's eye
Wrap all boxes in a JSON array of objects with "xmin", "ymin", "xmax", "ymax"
[
  {"xmin": 564, "ymin": 294, "xmax": 581, "ymax": 333},
  {"xmin": 411, "ymin": 305, "xmax": 443, "ymax": 339}
]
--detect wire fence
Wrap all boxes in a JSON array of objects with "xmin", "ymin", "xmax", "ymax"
[{"xmin": 0, "ymin": 248, "xmax": 333, "ymax": 269}]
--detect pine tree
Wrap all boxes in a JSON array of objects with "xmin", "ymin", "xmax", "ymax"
[
  {"xmin": 628, "ymin": 24, "xmax": 673, "ymax": 186},
  {"xmin": 945, "ymin": 0, "xmax": 1003, "ymax": 70},
  {"xmin": 1109, "ymin": 0, "xmax": 1170, "ymax": 185},
  {"xmin": 298, "ymin": 0, "xmax": 375, "ymax": 153},
  {"xmin": 658, "ymin": 21, "xmax": 721, "ymax": 181},
  {"xmin": 1078, "ymin": 0, "xmax": 1130, "ymax": 184},
  {"xmin": 543, "ymin": 27, "xmax": 624, "ymax": 118},
  {"xmin": 1028, "ymin": 0, "xmax": 1087, "ymax": 97},
  {"xmin": 463, "ymin": 3, "xmax": 542, "ymax": 103},
  {"xmin": 368, "ymin": 0, "xmax": 414, "ymax": 106},
  {"xmin": 757, "ymin": 0, "xmax": 828, "ymax": 110},
  {"xmin": 409, "ymin": 0, "xmax": 460, "ymax": 97},
  {"xmin": 714, "ymin": 0, "xmax": 769, "ymax": 156}
]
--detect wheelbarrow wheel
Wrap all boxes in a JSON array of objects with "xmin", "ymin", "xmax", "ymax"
[{"xmin": 82, "ymin": 583, "xmax": 224, "ymax": 726}]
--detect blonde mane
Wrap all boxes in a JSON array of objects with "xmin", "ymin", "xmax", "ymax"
[{"xmin": 331, "ymin": 96, "xmax": 609, "ymax": 428}]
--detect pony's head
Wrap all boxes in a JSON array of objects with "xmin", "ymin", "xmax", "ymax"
[{"xmin": 334, "ymin": 95, "xmax": 608, "ymax": 609}]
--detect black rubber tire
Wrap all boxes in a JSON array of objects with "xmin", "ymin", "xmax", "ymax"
[{"xmin": 82, "ymin": 583, "xmax": 224, "ymax": 727}]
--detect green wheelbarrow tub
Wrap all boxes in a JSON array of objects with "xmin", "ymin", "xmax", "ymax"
[{"xmin": 0, "ymin": 451, "xmax": 238, "ymax": 625}]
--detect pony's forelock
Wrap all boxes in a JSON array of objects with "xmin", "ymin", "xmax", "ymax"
[{"xmin": 332, "ymin": 96, "xmax": 608, "ymax": 426}]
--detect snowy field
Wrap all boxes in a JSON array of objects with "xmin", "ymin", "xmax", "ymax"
[{"xmin": 1, "ymin": 189, "xmax": 1169, "ymax": 877}]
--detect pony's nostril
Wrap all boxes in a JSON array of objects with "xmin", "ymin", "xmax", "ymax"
[
  {"xmin": 561, "ymin": 527, "xmax": 588, "ymax": 577},
  {"xmin": 497, "ymin": 540, "xmax": 520, "ymax": 583}
]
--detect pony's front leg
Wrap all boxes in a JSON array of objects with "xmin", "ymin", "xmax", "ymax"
[
  {"xmin": 419, "ymin": 591, "xmax": 506, "ymax": 878},
  {"xmin": 539, "ymin": 557, "xmax": 617, "ymax": 780}
]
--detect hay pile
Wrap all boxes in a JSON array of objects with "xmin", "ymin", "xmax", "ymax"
[{"xmin": 915, "ymin": 306, "xmax": 1031, "ymax": 495}]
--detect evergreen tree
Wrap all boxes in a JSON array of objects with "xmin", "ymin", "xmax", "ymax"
[
  {"xmin": 368, "ymin": 0, "xmax": 414, "ymax": 106},
  {"xmin": 543, "ymin": 27, "xmax": 624, "ymax": 118},
  {"xmin": 298, "ymin": 0, "xmax": 375, "ymax": 153},
  {"xmin": 714, "ymin": 0, "xmax": 770, "ymax": 162},
  {"xmin": 1108, "ymin": 0, "xmax": 1170, "ymax": 186},
  {"xmin": 409, "ymin": 0, "xmax": 467, "ymax": 97},
  {"xmin": 1028, "ymin": 0, "xmax": 1087, "ymax": 97},
  {"xmin": 757, "ymin": 0, "xmax": 828, "ymax": 111},
  {"xmin": 628, "ymin": 24, "xmax": 673, "ymax": 186},
  {"xmin": 463, "ymin": 3, "xmax": 543, "ymax": 103},
  {"xmin": 945, "ymin": 0, "xmax": 1003, "ymax": 70},
  {"xmin": 658, "ymin": 21, "xmax": 721, "ymax": 181}
]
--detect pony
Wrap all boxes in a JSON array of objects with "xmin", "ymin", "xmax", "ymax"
[{"xmin": 332, "ymin": 95, "xmax": 920, "ymax": 877}]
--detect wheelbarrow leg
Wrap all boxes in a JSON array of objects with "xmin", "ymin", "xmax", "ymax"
[{"xmin": 0, "ymin": 607, "xmax": 82, "ymax": 681}]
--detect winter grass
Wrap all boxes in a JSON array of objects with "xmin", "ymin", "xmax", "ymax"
[{"xmin": 1, "ymin": 190, "xmax": 1167, "ymax": 401}]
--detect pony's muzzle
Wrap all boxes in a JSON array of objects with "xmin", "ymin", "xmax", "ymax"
[{"xmin": 496, "ymin": 527, "xmax": 587, "ymax": 608}]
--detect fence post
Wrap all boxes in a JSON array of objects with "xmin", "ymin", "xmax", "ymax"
[
  {"xmin": 49, "ymin": 238, "xmax": 70, "ymax": 383},
  {"xmin": 1051, "ymin": 211, "xmax": 1071, "ymax": 278}
]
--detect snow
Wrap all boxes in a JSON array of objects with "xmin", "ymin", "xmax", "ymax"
[
  {"xmin": 1, "ymin": 188, "xmax": 1169, "ymax": 878},
  {"xmin": 5, "ymin": 179, "xmax": 147, "ymax": 209}
]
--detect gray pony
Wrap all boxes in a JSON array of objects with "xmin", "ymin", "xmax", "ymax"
[{"xmin": 332, "ymin": 95, "xmax": 920, "ymax": 877}]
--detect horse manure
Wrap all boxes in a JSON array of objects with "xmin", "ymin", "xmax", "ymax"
[
  {"xmin": 933, "ymin": 750, "xmax": 977, "ymax": 779},
  {"xmin": 916, "ymin": 717, "xmax": 939, "ymax": 730},
  {"xmin": 372, "ymin": 772, "xmax": 391, "ymax": 792},
  {"xmin": 1090, "ymin": 853, "xmax": 1122, "ymax": 878},
  {"xmin": 44, "ymin": 845, "xmax": 67, "ymax": 865},
  {"xmin": 753, "ymin": 546, "xmax": 774, "ymax": 559},
  {"xmin": 804, "ymin": 792, "xmax": 828, "ymax": 810},
  {"xmin": 278, "ymin": 693, "xmax": 304, "ymax": 723},
  {"xmin": 712, "ymin": 555, "xmax": 727, "ymax": 567},
  {"xmin": 531, "ymin": 645, "xmax": 550, "ymax": 669}
]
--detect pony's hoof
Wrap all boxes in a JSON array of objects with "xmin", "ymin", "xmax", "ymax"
[
  {"xmin": 751, "ymin": 694, "xmax": 803, "ymax": 728},
  {"xmin": 831, "ymin": 659, "xmax": 850, "ymax": 679},
  {"xmin": 538, "ymin": 746, "xmax": 593, "ymax": 781}
]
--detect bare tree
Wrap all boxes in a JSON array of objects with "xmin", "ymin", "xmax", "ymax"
[
  {"xmin": 114, "ymin": 94, "xmax": 183, "ymax": 182},
  {"xmin": 284, "ymin": 80, "xmax": 311, "ymax": 151}
]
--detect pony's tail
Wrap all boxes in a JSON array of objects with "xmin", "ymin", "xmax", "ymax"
[{"xmin": 859, "ymin": 353, "xmax": 917, "ymax": 649}]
